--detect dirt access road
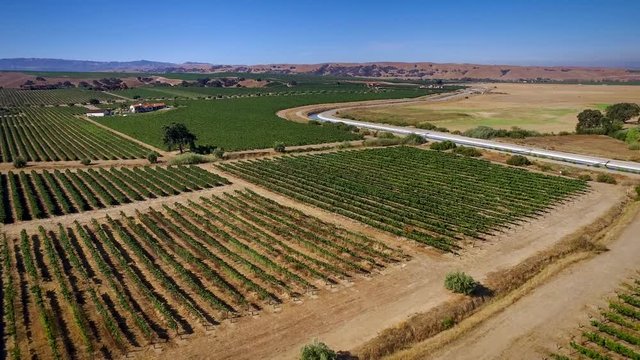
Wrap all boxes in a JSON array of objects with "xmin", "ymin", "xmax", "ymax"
[
  {"xmin": 405, "ymin": 204, "xmax": 640, "ymax": 360},
  {"xmin": 146, "ymin": 170, "xmax": 625, "ymax": 360}
]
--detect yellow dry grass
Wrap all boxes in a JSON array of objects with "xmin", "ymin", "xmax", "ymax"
[{"xmin": 339, "ymin": 83, "xmax": 640, "ymax": 133}]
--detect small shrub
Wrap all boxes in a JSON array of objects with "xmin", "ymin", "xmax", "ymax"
[
  {"xmin": 596, "ymin": 173, "xmax": 617, "ymax": 184},
  {"xmin": 13, "ymin": 156, "xmax": 27, "ymax": 168},
  {"xmin": 274, "ymin": 141, "xmax": 286, "ymax": 153},
  {"xmin": 635, "ymin": 185, "xmax": 640, "ymax": 200},
  {"xmin": 430, "ymin": 140, "xmax": 457, "ymax": 151},
  {"xmin": 146, "ymin": 152, "xmax": 159, "ymax": 164},
  {"xmin": 417, "ymin": 122, "xmax": 437, "ymax": 130},
  {"xmin": 300, "ymin": 340, "xmax": 337, "ymax": 360},
  {"xmin": 444, "ymin": 271, "xmax": 477, "ymax": 295},
  {"xmin": 168, "ymin": 153, "xmax": 214, "ymax": 165},
  {"xmin": 506, "ymin": 155, "xmax": 531, "ymax": 166},
  {"xmin": 337, "ymin": 141, "xmax": 353, "ymax": 149},
  {"xmin": 212, "ymin": 148, "xmax": 225, "ymax": 158},
  {"xmin": 80, "ymin": 158, "xmax": 91, "ymax": 166},
  {"xmin": 628, "ymin": 143, "xmax": 640, "ymax": 150},
  {"xmin": 577, "ymin": 174, "xmax": 592, "ymax": 181},
  {"xmin": 377, "ymin": 131, "xmax": 397, "ymax": 139},
  {"xmin": 441, "ymin": 317, "xmax": 455, "ymax": 329},
  {"xmin": 402, "ymin": 133, "xmax": 426, "ymax": 145},
  {"xmin": 558, "ymin": 131, "xmax": 570, "ymax": 136},
  {"xmin": 363, "ymin": 138, "xmax": 403, "ymax": 147},
  {"xmin": 452, "ymin": 146, "xmax": 482, "ymax": 157}
]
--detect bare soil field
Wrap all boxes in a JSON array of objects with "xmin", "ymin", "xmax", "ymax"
[
  {"xmin": 338, "ymin": 83, "xmax": 640, "ymax": 133},
  {"xmin": 504, "ymin": 134, "xmax": 640, "ymax": 162},
  {"xmin": 147, "ymin": 170, "xmax": 626, "ymax": 360},
  {"xmin": 401, "ymin": 202, "xmax": 640, "ymax": 360}
]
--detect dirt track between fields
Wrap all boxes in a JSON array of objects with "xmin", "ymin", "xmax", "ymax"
[
  {"xmin": 409, "ymin": 202, "xmax": 640, "ymax": 360},
  {"xmin": 143, "ymin": 169, "xmax": 626, "ymax": 360},
  {"xmin": 276, "ymin": 87, "xmax": 482, "ymax": 123}
]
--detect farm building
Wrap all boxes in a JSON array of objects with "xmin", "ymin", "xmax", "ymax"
[
  {"xmin": 86, "ymin": 110, "xmax": 111, "ymax": 117},
  {"xmin": 130, "ymin": 102, "xmax": 166, "ymax": 113}
]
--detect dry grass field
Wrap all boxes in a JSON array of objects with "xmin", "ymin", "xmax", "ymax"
[{"xmin": 339, "ymin": 83, "xmax": 640, "ymax": 133}]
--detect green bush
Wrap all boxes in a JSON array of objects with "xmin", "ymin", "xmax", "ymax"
[
  {"xmin": 300, "ymin": 340, "xmax": 337, "ymax": 360},
  {"xmin": 430, "ymin": 140, "xmax": 457, "ymax": 151},
  {"xmin": 402, "ymin": 133, "xmax": 427, "ymax": 145},
  {"xmin": 376, "ymin": 131, "xmax": 397, "ymax": 139},
  {"xmin": 337, "ymin": 141, "xmax": 353, "ymax": 149},
  {"xmin": 577, "ymin": 174, "xmax": 592, "ymax": 181},
  {"xmin": 506, "ymin": 155, "xmax": 531, "ymax": 166},
  {"xmin": 635, "ymin": 185, "xmax": 640, "ymax": 200},
  {"xmin": 363, "ymin": 138, "xmax": 403, "ymax": 147},
  {"xmin": 417, "ymin": 122, "xmax": 437, "ymax": 130},
  {"xmin": 13, "ymin": 156, "xmax": 27, "ymax": 168},
  {"xmin": 80, "ymin": 158, "xmax": 92, "ymax": 166},
  {"xmin": 463, "ymin": 126, "xmax": 540, "ymax": 139},
  {"xmin": 596, "ymin": 173, "xmax": 617, "ymax": 184},
  {"xmin": 212, "ymin": 148, "xmax": 225, "ymax": 158},
  {"xmin": 168, "ymin": 153, "xmax": 215, "ymax": 165},
  {"xmin": 146, "ymin": 152, "xmax": 159, "ymax": 164},
  {"xmin": 625, "ymin": 128, "xmax": 640, "ymax": 144},
  {"xmin": 452, "ymin": 146, "xmax": 482, "ymax": 157},
  {"xmin": 628, "ymin": 143, "xmax": 640, "ymax": 150},
  {"xmin": 444, "ymin": 271, "xmax": 477, "ymax": 295},
  {"xmin": 441, "ymin": 317, "xmax": 455, "ymax": 329},
  {"xmin": 274, "ymin": 141, "xmax": 286, "ymax": 153}
]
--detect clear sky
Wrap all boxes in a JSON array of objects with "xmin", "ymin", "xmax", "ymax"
[{"xmin": 1, "ymin": 0, "xmax": 639, "ymax": 67}]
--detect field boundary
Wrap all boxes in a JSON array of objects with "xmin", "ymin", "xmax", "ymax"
[
  {"xmin": 79, "ymin": 114, "xmax": 169, "ymax": 155},
  {"xmin": 355, "ymin": 194, "xmax": 636, "ymax": 359}
]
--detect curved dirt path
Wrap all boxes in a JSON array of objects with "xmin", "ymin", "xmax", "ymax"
[
  {"xmin": 407, "ymin": 204, "xmax": 640, "ymax": 360},
  {"xmin": 276, "ymin": 87, "xmax": 484, "ymax": 123}
]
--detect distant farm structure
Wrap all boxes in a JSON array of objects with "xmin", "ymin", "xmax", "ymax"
[{"xmin": 129, "ymin": 102, "xmax": 166, "ymax": 113}]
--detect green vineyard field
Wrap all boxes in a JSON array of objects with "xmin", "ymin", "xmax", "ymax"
[
  {"xmin": 0, "ymin": 89, "xmax": 118, "ymax": 106},
  {"xmin": 553, "ymin": 274, "xmax": 640, "ymax": 360},
  {"xmin": 219, "ymin": 146, "xmax": 589, "ymax": 252},
  {"xmin": 0, "ymin": 190, "xmax": 402, "ymax": 358},
  {"xmin": 97, "ymin": 88, "xmax": 443, "ymax": 151},
  {"xmin": 0, "ymin": 165, "xmax": 228, "ymax": 223},
  {"xmin": 0, "ymin": 107, "xmax": 149, "ymax": 162}
]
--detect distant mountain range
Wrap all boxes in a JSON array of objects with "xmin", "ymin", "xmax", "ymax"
[{"xmin": 1, "ymin": 58, "xmax": 639, "ymax": 82}]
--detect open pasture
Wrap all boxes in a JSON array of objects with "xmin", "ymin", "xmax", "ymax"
[
  {"xmin": 339, "ymin": 83, "xmax": 640, "ymax": 133},
  {"xmin": 219, "ymin": 146, "xmax": 589, "ymax": 252}
]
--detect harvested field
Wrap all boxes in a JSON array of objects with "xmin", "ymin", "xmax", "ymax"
[
  {"xmin": 504, "ymin": 134, "xmax": 640, "ymax": 162},
  {"xmin": 338, "ymin": 83, "xmax": 640, "ymax": 133}
]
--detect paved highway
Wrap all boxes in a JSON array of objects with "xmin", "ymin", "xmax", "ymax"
[{"xmin": 310, "ymin": 109, "xmax": 640, "ymax": 174}]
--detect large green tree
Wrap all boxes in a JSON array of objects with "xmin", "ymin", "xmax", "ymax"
[
  {"xmin": 162, "ymin": 122, "xmax": 197, "ymax": 153},
  {"xmin": 576, "ymin": 109, "xmax": 606, "ymax": 134},
  {"xmin": 606, "ymin": 103, "xmax": 640, "ymax": 123}
]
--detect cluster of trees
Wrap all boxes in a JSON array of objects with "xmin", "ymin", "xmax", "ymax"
[
  {"xmin": 576, "ymin": 103, "xmax": 640, "ymax": 135},
  {"xmin": 79, "ymin": 78, "xmax": 128, "ymax": 91},
  {"xmin": 180, "ymin": 77, "xmax": 245, "ymax": 88},
  {"xmin": 21, "ymin": 80, "xmax": 75, "ymax": 90}
]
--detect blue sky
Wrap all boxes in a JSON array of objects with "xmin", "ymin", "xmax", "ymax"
[{"xmin": 1, "ymin": 0, "xmax": 639, "ymax": 67}]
